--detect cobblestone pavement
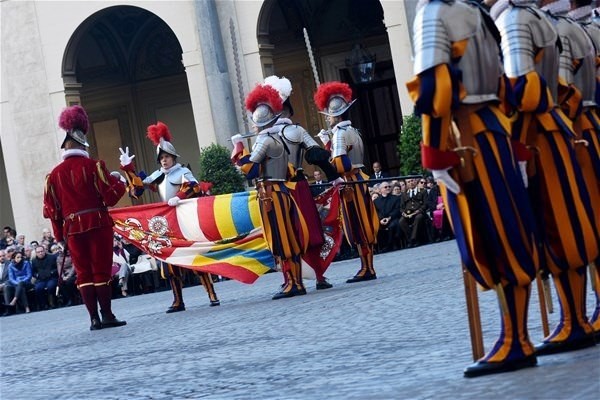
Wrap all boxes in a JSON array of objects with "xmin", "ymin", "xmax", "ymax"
[{"xmin": 1, "ymin": 240, "xmax": 598, "ymax": 399}]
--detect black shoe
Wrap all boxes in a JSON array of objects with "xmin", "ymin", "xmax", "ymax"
[
  {"xmin": 464, "ymin": 354, "xmax": 537, "ymax": 378},
  {"xmin": 166, "ymin": 304, "xmax": 186, "ymax": 313},
  {"xmin": 346, "ymin": 273, "xmax": 377, "ymax": 283},
  {"xmin": 316, "ymin": 279, "xmax": 333, "ymax": 290},
  {"xmin": 90, "ymin": 318, "xmax": 103, "ymax": 331},
  {"xmin": 535, "ymin": 335, "xmax": 596, "ymax": 356},
  {"xmin": 101, "ymin": 316, "xmax": 127, "ymax": 328},
  {"xmin": 210, "ymin": 300, "xmax": 220, "ymax": 307},
  {"xmin": 272, "ymin": 285, "xmax": 306, "ymax": 300}
]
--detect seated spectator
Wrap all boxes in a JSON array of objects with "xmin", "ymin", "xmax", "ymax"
[
  {"xmin": 23, "ymin": 245, "xmax": 34, "ymax": 261},
  {"xmin": 40, "ymin": 228, "xmax": 56, "ymax": 252},
  {"xmin": 371, "ymin": 192, "xmax": 380, "ymax": 202},
  {"xmin": 16, "ymin": 234, "xmax": 26, "ymax": 247},
  {"xmin": 57, "ymin": 250, "xmax": 77, "ymax": 307},
  {"xmin": 1, "ymin": 226, "xmax": 16, "ymax": 250},
  {"xmin": 369, "ymin": 161, "xmax": 389, "ymax": 186},
  {"xmin": 0, "ymin": 250, "xmax": 8, "ymax": 313},
  {"xmin": 4, "ymin": 250, "xmax": 33, "ymax": 314},
  {"xmin": 399, "ymin": 178, "xmax": 429, "ymax": 248},
  {"xmin": 311, "ymin": 170, "xmax": 328, "ymax": 197},
  {"xmin": 122, "ymin": 238, "xmax": 155, "ymax": 294},
  {"xmin": 112, "ymin": 236, "xmax": 131, "ymax": 297},
  {"xmin": 392, "ymin": 184, "xmax": 403, "ymax": 197},
  {"xmin": 373, "ymin": 181, "xmax": 402, "ymax": 252},
  {"xmin": 32, "ymin": 245, "xmax": 59, "ymax": 309}
]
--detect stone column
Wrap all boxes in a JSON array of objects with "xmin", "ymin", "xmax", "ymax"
[
  {"xmin": 381, "ymin": 0, "xmax": 415, "ymax": 116},
  {"xmin": 193, "ymin": 0, "xmax": 240, "ymax": 147}
]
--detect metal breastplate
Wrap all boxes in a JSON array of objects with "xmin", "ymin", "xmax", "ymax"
[
  {"xmin": 496, "ymin": 5, "xmax": 558, "ymax": 85},
  {"xmin": 249, "ymin": 133, "xmax": 288, "ymax": 181},
  {"xmin": 147, "ymin": 165, "xmax": 191, "ymax": 201},
  {"xmin": 413, "ymin": 1, "xmax": 479, "ymax": 75},
  {"xmin": 332, "ymin": 125, "xmax": 364, "ymax": 169}
]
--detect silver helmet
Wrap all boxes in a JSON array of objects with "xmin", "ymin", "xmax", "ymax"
[
  {"xmin": 156, "ymin": 139, "xmax": 179, "ymax": 162},
  {"xmin": 147, "ymin": 121, "xmax": 179, "ymax": 163},
  {"xmin": 314, "ymin": 81, "xmax": 356, "ymax": 117},
  {"xmin": 245, "ymin": 84, "xmax": 284, "ymax": 128},
  {"xmin": 321, "ymin": 96, "xmax": 357, "ymax": 117}
]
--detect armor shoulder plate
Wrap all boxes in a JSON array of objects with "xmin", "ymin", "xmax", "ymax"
[
  {"xmin": 582, "ymin": 24, "xmax": 600, "ymax": 55},
  {"xmin": 167, "ymin": 165, "xmax": 193, "ymax": 185},
  {"xmin": 280, "ymin": 124, "xmax": 304, "ymax": 144},
  {"xmin": 496, "ymin": 6, "xmax": 558, "ymax": 77},
  {"xmin": 413, "ymin": 1, "xmax": 479, "ymax": 75},
  {"xmin": 558, "ymin": 18, "xmax": 594, "ymax": 59},
  {"xmin": 144, "ymin": 170, "xmax": 164, "ymax": 184}
]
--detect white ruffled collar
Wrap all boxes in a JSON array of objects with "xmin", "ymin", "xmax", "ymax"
[
  {"xmin": 62, "ymin": 149, "xmax": 89, "ymax": 160},
  {"xmin": 568, "ymin": 6, "xmax": 592, "ymax": 22},
  {"xmin": 332, "ymin": 120, "xmax": 352, "ymax": 134},
  {"xmin": 541, "ymin": 0, "xmax": 570, "ymax": 16},
  {"xmin": 160, "ymin": 163, "xmax": 182, "ymax": 175}
]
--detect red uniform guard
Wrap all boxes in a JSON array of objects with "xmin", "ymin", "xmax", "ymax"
[{"xmin": 43, "ymin": 105, "xmax": 127, "ymax": 331}]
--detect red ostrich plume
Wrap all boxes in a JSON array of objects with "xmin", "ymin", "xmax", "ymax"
[
  {"xmin": 245, "ymin": 84, "xmax": 283, "ymax": 113},
  {"xmin": 58, "ymin": 105, "xmax": 89, "ymax": 133},
  {"xmin": 146, "ymin": 121, "xmax": 172, "ymax": 146},
  {"xmin": 313, "ymin": 81, "xmax": 353, "ymax": 111}
]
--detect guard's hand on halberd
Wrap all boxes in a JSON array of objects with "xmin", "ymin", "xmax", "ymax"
[
  {"xmin": 432, "ymin": 168, "xmax": 460, "ymax": 195},
  {"xmin": 332, "ymin": 177, "xmax": 344, "ymax": 188},
  {"xmin": 110, "ymin": 171, "xmax": 126, "ymax": 184},
  {"xmin": 518, "ymin": 161, "xmax": 528, "ymax": 188},
  {"xmin": 317, "ymin": 129, "xmax": 330, "ymax": 145},
  {"xmin": 119, "ymin": 147, "xmax": 136, "ymax": 166},
  {"xmin": 230, "ymin": 134, "xmax": 245, "ymax": 146},
  {"xmin": 167, "ymin": 196, "xmax": 180, "ymax": 207}
]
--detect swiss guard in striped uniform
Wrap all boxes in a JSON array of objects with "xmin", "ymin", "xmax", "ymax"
[
  {"xmin": 543, "ymin": 0, "xmax": 600, "ymax": 339},
  {"xmin": 231, "ymin": 84, "xmax": 310, "ymax": 299},
  {"xmin": 565, "ymin": 0, "xmax": 600, "ymax": 340},
  {"xmin": 263, "ymin": 75, "xmax": 338, "ymax": 290},
  {"xmin": 313, "ymin": 82, "xmax": 380, "ymax": 283},
  {"xmin": 119, "ymin": 122, "xmax": 219, "ymax": 312},
  {"xmin": 491, "ymin": 0, "xmax": 599, "ymax": 355},
  {"xmin": 407, "ymin": 0, "xmax": 541, "ymax": 377}
]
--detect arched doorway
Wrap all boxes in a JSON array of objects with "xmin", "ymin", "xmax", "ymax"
[
  {"xmin": 62, "ymin": 6, "xmax": 199, "ymax": 205},
  {"xmin": 257, "ymin": 0, "xmax": 402, "ymax": 175}
]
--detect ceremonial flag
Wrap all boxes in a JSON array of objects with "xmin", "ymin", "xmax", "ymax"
[
  {"xmin": 302, "ymin": 187, "xmax": 343, "ymax": 272},
  {"xmin": 109, "ymin": 191, "xmax": 275, "ymax": 284}
]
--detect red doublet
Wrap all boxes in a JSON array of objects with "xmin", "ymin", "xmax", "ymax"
[{"xmin": 44, "ymin": 154, "xmax": 126, "ymax": 284}]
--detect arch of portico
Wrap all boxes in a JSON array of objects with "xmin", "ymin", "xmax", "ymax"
[{"xmin": 255, "ymin": 0, "xmax": 413, "ymax": 175}]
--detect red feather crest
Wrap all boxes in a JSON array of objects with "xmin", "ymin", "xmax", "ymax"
[
  {"xmin": 245, "ymin": 84, "xmax": 283, "ymax": 113},
  {"xmin": 313, "ymin": 81, "xmax": 352, "ymax": 111},
  {"xmin": 146, "ymin": 122, "xmax": 172, "ymax": 146},
  {"xmin": 58, "ymin": 105, "xmax": 89, "ymax": 133}
]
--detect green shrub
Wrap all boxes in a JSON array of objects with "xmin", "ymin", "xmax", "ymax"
[
  {"xmin": 397, "ymin": 114, "xmax": 424, "ymax": 176},
  {"xmin": 198, "ymin": 143, "xmax": 246, "ymax": 195}
]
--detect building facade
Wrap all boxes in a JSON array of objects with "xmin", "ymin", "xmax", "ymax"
[{"xmin": 0, "ymin": 0, "xmax": 414, "ymax": 239}]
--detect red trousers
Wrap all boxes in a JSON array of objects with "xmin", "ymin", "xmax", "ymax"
[{"xmin": 69, "ymin": 226, "xmax": 114, "ymax": 285}]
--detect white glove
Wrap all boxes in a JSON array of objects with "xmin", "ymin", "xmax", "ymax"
[
  {"xmin": 317, "ymin": 129, "xmax": 331, "ymax": 145},
  {"xmin": 167, "ymin": 197, "xmax": 180, "ymax": 207},
  {"xmin": 110, "ymin": 171, "xmax": 126, "ymax": 184},
  {"xmin": 231, "ymin": 134, "xmax": 245, "ymax": 146},
  {"xmin": 432, "ymin": 168, "xmax": 460, "ymax": 195},
  {"xmin": 518, "ymin": 161, "xmax": 528, "ymax": 188},
  {"xmin": 119, "ymin": 147, "xmax": 135, "ymax": 166},
  {"xmin": 332, "ymin": 177, "xmax": 345, "ymax": 188}
]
